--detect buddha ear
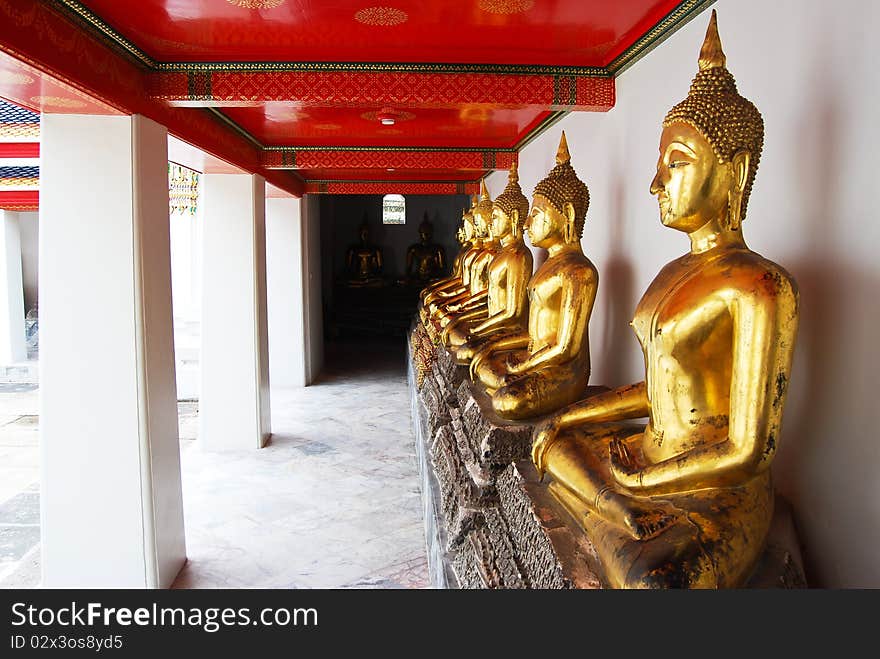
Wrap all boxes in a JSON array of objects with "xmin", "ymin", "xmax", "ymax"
[
  {"xmin": 728, "ymin": 150, "xmax": 750, "ymax": 230},
  {"xmin": 562, "ymin": 202, "xmax": 577, "ymax": 244},
  {"xmin": 510, "ymin": 209, "xmax": 520, "ymax": 236}
]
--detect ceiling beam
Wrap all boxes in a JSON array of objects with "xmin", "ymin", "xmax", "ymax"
[
  {"xmin": 149, "ymin": 69, "xmax": 614, "ymax": 112},
  {"xmin": 264, "ymin": 148, "xmax": 516, "ymax": 171},
  {"xmin": 0, "ymin": 0, "xmax": 304, "ymax": 197},
  {"xmin": 304, "ymin": 181, "xmax": 479, "ymax": 196}
]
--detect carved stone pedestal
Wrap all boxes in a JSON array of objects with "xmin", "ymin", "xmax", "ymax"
[{"xmin": 408, "ymin": 329, "xmax": 807, "ymax": 589}]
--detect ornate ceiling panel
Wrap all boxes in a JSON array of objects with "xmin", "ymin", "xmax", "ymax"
[{"xmin": 1, "ymin": 0, "xmax": 715, "ymax": 193}]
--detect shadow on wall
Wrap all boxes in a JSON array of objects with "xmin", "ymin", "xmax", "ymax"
[
  {"xmin": 774, "ymin": 41, "xmax": 880, "ymax": 587},
  {"xmin": 596, "ymin": 163, "xmax": 637, "ymax": 386}
]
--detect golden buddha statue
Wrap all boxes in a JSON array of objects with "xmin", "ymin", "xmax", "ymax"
[
  {"xmin": 425, "ymin": 181, "xmax": 499, "ymax": 333},
  {"xmin": 420, "ymin": 196, "xmax": 479, "ymax": 310},
  {"xmin": 405, "ymin": 213, "xmax": 446, "ymax": 284},
  {"xmin": 471, "ymin": 132, "xmax": 598, "ymax": 420},
  {"xmin": 442, "ymin": 162, "xmax": 533, "ymax": 365},
  {"xmin": 345, "ymin": 217, "xmax": 384, "ymax": 287},
  {"xmin": 530, "ymin": 11, "xmax": 799, "ymax": 588}
]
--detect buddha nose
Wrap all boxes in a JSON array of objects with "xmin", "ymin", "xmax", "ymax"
[{"xmin": 650, "ymin": 171, "xmax": 664, "ymax": 196}]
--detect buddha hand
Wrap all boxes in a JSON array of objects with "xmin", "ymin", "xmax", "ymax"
[
  {"xmin": 531, "ymin": 418, "xmax": 561, "ymax": 480},
  {"xmin": 609, "ymin": 438, "xmax": 642, "ymax": 490}
]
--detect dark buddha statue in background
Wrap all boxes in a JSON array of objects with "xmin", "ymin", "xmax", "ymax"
[
  {"xmin": 345, "ymin": 217, "xmax": 384, "ymax": 287},
  {"xmin": 405, "ymin": 213, "xmax": 446, "ymax": 284}
]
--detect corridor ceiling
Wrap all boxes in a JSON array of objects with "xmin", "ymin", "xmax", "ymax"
[{"xmin": 0, "ymin": 0, "xmax": 714, "ymax": 195}]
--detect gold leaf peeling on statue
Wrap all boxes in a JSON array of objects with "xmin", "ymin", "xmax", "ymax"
[
  {"xmin": 225, "ymin": 0, "xmax": 286, "ymax": 9},
  {"xmin": 30, "ymin": 96, "xmax": 86, "ymax": 109},
  {"xmin": 478, "ymin": 0, "xmax": 535, "ymax": 15},
  {"xmin": 354, "ymin": 7, "xmax": 409, "ymax": 26}
]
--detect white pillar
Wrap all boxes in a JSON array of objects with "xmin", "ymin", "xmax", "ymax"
[
  {"xmin": 301, "ymin": 194, "xmax": 324, "ymax": 383},
  {"xmin": 0, "ymin": 211, "xmax": 26, "ymax": 363},
  {"xmin": 266, "ymin": 197, "xmax": 306, "ymax": 388},
  {"xmin": 39, "ymin": 114, "xmax": 186, "ymax": 588},
  {"xmin": 200, "ymin": 173, "xmax": 270, "ymax": 449}
]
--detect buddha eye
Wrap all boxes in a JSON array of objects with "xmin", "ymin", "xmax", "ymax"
[{"xmin": 668, "ymin": 161, "xmax": 690, "ymax": 169}]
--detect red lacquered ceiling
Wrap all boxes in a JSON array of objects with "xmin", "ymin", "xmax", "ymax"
[
  {"xmin": 222, "ymin": 104, "xmax": 551, "ymax": 149},
  {"xmin": 77, "ymin": 0, "xmax": 682, "ymax": 67},
  {"xmin": 0, "ymin": 51, "xmax": 119, "ymax": 116}
]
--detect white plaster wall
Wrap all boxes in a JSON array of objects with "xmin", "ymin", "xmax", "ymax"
[
  {"xmin": 301, "ymin": 194, "xmax": 324, "ymax": 384},
  {"xmin": 486, "ymin": 0, "xmax": 880, "ymax": 587},
  {"xmin": 39, "ymin": 114, "xmax": 185, "ymax": 587},
  {"xmin": 266, "ymin": 197, "xmax": 306, "ymax": 387},
  {"xmin": 17, "ymin": 211, "xmax": 38, "ymax": 314}
]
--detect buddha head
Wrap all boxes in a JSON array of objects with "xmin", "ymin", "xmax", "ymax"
[
  {"xmin": 419, "ymin": 213, "xmax": 433, "ymax": 244},
  {"xmin": 527, "ymin": 131, "xmax": 590, "ymax": 249},
  {"xmin": 650, "ymin": 10, "xmax": 764, "ymax": 235},
  {"xmin": 493, "ymin": 160, "xmax": 530, "ymax": 241},
  {"xmin": 358, "ymin": 219, "xmax": 371, "ymax": 244},
  {"xmin": 461, "ymin": 198, "xmax": 477, "ymax": 242},
  {"xmin": 473, "ymin": 180, "xmax": 495, "ymax": 240}
]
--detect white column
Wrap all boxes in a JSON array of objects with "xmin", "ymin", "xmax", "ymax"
[
  {"xmin": 301, "ymin": 194, "xmax": 324, "ymax": 383},
  {"xmin": 200, "ymin": 173, "xmax": 270, "ymax": 449},
  {"xmin": 0, "ymin": 211, "xmax": 26, "ymax": 363},
  {"xmin": 266, "ymin": 197, "xmax": 306, "ymax": 388},
  {"xmin": 39, "ymin": 114, "xmax": 186, "ymax": 588}
]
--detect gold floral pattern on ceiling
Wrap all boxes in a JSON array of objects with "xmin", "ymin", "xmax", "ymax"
[
  {"xmin": 0, "ymin": 71, "xmax": 34, "ymax": 86},
  {"xmin": 354, "ymin": 7, "xmax": 409, "ymax": 26},
  {"xmin": 30, "ymin": 96, "xmax": 87, "ymax": 109},
  {"xmin": 478, "ymin": 0, "xmax": 535, "ymax": 14},
  {"xmin": 225, "ymin": 0, "xmax": 286, "ymax": 9},
  {"xmin": 360, "ymin": 109, "xmax": 415, "ymax": 122}
]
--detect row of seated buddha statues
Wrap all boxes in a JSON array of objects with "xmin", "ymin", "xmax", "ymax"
[
  {"xmin": 413, "ymin": 11, "xmax": 799, "ymax": 588},
  {"xmin": 344, "ymin": 214, "xmax": 447, "ymax": 287}
]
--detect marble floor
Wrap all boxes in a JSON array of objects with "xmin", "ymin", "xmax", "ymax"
[{"xmin": 0, "ymin": 337, "xmax": 430, "ymax": 589}]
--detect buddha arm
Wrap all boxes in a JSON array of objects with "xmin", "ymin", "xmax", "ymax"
[
  {"xmin": 509, "ymin": 268, "xmax": 596, "ymax": 374},
  {"xmin": 431, "ymin": 288, "xmax": 473, "ymax": 317},
  {"xmin": 426, "ymin": 284, "xmax": 468, "ymax": 311},
  {"xmin": 458, "ymin": 290, "xmax": 488, "ymax": 310},
  {"xmin": 532, "ymin": 383, "xmax": 649, "ymax": 476},
  {"xmin": 611, "ymin": 286, "xmax": 798, "ymax": 495},
  {"xmin": 471, "ymin": 262, "xmax": 528, "ymax": 336},
  {"xmin": 440, "ymin": 306, "xmax": 488, "ymax": 343},
  {"xmin": 469, "ymin": 332, "xmax": 531, "ymax": 380}
]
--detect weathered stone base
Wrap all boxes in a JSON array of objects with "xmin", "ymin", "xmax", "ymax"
[{"xmin": 408, "ymin": 327, "xmax": 808, "ymax": 589}]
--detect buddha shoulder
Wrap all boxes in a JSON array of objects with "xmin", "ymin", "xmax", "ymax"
[{"xmin": 714, "ymin": 249, "xmax": 798, "ymax": 305}]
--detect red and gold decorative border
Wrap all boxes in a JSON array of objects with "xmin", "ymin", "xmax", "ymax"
[
  {"xmin": 150, "ymin": 70, "xmax": 615, "ymax": 112},
  {"xmin": 304, "ymin": 181, "xmax": 479, "ymax": 195},
  {"xmin": 263, "ymin": 148, "xmax": 515, "ymax": 171}
]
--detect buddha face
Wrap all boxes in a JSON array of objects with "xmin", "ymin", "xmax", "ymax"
[
  {"xmin": 419, "ymin": 225, "xmax": 432, "ymax": 243},
  {"xmin": 491, "ymin": 205, "xmax": 512, "ymax": 241},
  {"xmin": 462, "ymin": 214, "xmax": 475, "ymax": 241},
  {"xmin": 359, "ymin": 225, "xmax": 370, "ymax": 243},
  {"xmin": 473, "ymin": 206, "xmax": 492, "ymax": 239},
  {"xmin": 526, "ymin": 195, "xmax": 567, "ymax": 248},
  {"xmin": 650, "ymin": 121, "xmax": 735, "ymax": 234}
]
